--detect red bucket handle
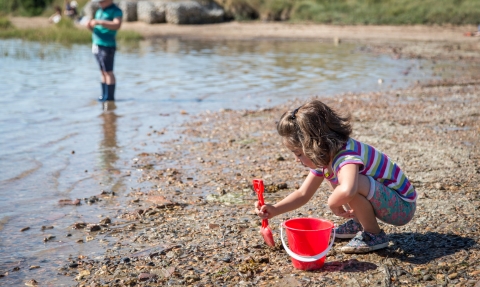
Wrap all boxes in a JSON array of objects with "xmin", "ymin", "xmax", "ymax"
[{"xmin": 280, "ymin": 221, "xmax": 336, "ymax": 262}]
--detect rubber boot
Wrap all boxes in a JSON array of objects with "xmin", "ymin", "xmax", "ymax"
[
  {"xmin": 98, "ymin": 82, "xmax": 107, "ymax": 101},
  {"xmin": 105, "ymin": 84, "xmax": 115, "ymax": 101}
]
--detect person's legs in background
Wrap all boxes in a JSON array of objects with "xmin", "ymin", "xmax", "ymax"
[
  {"xmin": 103, "ymin": 71, "xmax": 116, "ymax": 101},
  {"xmin": 95, "ymin": 46, "xmax": 116, "ymax": 102}
]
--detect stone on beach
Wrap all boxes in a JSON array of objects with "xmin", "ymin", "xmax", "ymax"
[
  {"xmin": 137, "ymin": 1, "xmax": 166, "ymax": 24},
  {"xmin": 119, "ymin": 1, "xmax": 138, "ymax": 21},
  {"xmin": 84, "ymin": 0, "xmax": 224, "ymax": 25}
]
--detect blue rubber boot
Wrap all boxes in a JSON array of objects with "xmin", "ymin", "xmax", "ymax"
[
  {"xmin": 98, "ymin": 82, "xmax": 107, "ymax": 101},
  {"xmin": 105, "ymin": 84, "xmax": 115, "ymax": 101}
]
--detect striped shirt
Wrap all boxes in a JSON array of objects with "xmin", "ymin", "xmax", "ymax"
[{"xmin": 311, "ymin": 138, "xmax": 417, "ymax": 202}]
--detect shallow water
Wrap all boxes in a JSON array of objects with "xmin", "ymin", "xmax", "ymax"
[{"xmin": 0, "ymin": 38, "xmax": 478, "ymax": 285}]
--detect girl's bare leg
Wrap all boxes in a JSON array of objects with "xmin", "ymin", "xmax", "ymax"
[
  {"xmin": 347, "ymin": 194, "xmax": 380, "ymax": 234},
  {"xmin": 344, "ymin": 174, "xmax": 381, "ymax": 234}
]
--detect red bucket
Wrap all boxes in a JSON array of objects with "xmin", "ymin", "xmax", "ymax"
[{"xmin": 281, "ymin": 218, "xmax": 335, "ymax": 271}]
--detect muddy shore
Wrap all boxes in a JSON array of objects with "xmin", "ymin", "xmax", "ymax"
[
  {"xmin": 60, "ymin": 80, "xmax": 480, "ymax": 286},
  {"xmin": 4, "ymin": 18, "xmax": 480, "ymax": 286}
]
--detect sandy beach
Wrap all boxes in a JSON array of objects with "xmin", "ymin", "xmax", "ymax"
[{"xmin": 5, "ymin": 18, "xmax": 480, "ymax": 286}]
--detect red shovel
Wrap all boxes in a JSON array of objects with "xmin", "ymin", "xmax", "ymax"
[{"xmin": 253, "ymin": 179, "xmax": 275, "ymax": 247}]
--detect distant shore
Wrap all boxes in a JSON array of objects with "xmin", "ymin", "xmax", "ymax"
[{"xmin": 9, "ymin": 16, "xmax": 480, "ymax": 43}]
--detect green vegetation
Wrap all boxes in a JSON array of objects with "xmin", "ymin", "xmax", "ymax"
[
  {"xmin": 0, "ymin": 15, "xmax": 12, "ymax": 28},
  {"xmin": 0, "ymin": 0, "xmax": 53, "ymax": 16},
  {"xmin": 220, "ymin": 0, "xmax": 480, "ymax": 25},
  {"xmin": 0, "ymin": 17, "xmax": 142, "ymax": 44},
  {"xmin": 2, "ymin": 0, "xmax": 480, "ymax": 26}
]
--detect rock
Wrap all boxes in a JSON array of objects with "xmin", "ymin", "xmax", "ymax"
[
  {"xmin": 221, "ymin": 255, "xmax": 232, "ymax": 263},
  {"xmin": 147, "ymin": 196, "xmax": 174, "ymax": 206},
  {"xmin": 118, "ymin": 0, "xmax": 138, "ymax": 21},
  {"xmin": 165, "ymin": 0, "xmax": 224, "ymax": 24},
  {"xmin": 43, "ymin": 235, "xmax": 55, "ymax": 242},
  {"xmin": 138, "ymin": 272, "xmax": 157, "ymax": 281},
  {"xmin": 209, "ymin": 223, "xmax": 220, "ymax": 229},
  {"xmin": 25, "ymin": 279, "xmax": 38, "ymax": 286},
  {"xmin": 138, "ymin": 1, "xmax": 166, "ymax": 24},
  {"xmin": 277, "ymin": 182, "xmax": 288, "ymax": 189},
  {"xmin": 72, "ymin": 222, "xmax": 87, "ymax": 229},
  {"xmin": 75, "ymin": 269, "xmax": 90, "ymax": 280},
  {"xmin": 86, "ymin": 224, "xmax": 101, "ymax": 232},
  {"xmin": 448, "ymin": 272, "xmax": 458, "ymax": 279},
  {"xmin": 99, "ymin": 217, "xmax": 111, "ymax": 225},
  {"xmin": 434, "ymin": 183, "xmax": 445, "ymax": 190},
  {"xmin": 85, "ymin": 196, "xmax": 99, "ymax": 204},
  {"xmin": 20, "ymin": 227, "xmax": 30, "ymax": 232},
  {"xmin": 58, "ymin": 199, "xmax": 81, "ymax": 205}
]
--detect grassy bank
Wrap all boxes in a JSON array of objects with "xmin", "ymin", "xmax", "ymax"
[
  {"xmin": 221, "ymin": 0, "xmax": 480, "ymax": 24},
  {"xmin": 0, "ymin": 17, "xmax": 142, "ymax": 44}
]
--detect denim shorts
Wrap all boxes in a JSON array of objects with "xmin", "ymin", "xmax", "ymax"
[
  {"xmin": 366, "ymin": 177, "xmax": 416, "ymax": 226},
  {"xmin": 93, "ymin": 44, "xmax": 116, "ymax": 72}
]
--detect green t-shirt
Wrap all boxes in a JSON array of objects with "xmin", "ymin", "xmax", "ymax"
[{"xmin": 92, "ymin": 4, "xmax": 123, "ymax": 47}]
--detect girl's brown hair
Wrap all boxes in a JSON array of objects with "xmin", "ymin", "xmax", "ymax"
[{"xmin": 276, "ymin": 99, "xmax": 352, "ymax": 166}]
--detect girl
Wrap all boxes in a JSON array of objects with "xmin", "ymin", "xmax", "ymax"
[{"xmin": 255, "ymin": 100, "xmax": 416, "ymax": 253}]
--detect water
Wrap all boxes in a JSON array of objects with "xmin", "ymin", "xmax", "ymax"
[{"xmin": 0, "ymin": 38, "xmax": 476, "ymax": 285}]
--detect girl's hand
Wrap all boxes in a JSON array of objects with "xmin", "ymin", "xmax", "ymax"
[
  {"xmin": 330, "ymin": 205, "xmax": 354, "ymax": 219},
  {"xmin": 255, "ymin": 201, "xmax": 277, "ymax": 220}
]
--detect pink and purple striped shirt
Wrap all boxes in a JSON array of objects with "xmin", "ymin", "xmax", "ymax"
[{"xmin": 311, "ymin": 138, "xmax": 417, "ymax": 202}]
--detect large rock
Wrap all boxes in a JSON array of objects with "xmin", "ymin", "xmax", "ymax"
[
  {"xmin": 165, "ymin": 0, "xmax": 224, "ymax": 24},
  {"xmin": 137, "ymin": 1, "xmax": 166, "ymax": 24},
  {"xmin": 82, "ymin": 1, "xmax": 100, "ymax": 19},
  {"xmin": 118, "ymin": 1, "xmax": 138, "ymax": 21},
  {"xmin": 84, "ymin": 0, "xmax": 224, "ymax": 25}
]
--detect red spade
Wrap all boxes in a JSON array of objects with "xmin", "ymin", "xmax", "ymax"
[{"xmin": 253, "ymin": 179, "xmax": 275, "ymax": 247}]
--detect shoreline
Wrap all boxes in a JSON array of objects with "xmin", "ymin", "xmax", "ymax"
[
  {"xmin": 9, "ymin": 17, "xmax": 480, "ymax": 61},
  {"xmin": 9, "ymin": 17, "xmax": 480, "ymax": 43}
]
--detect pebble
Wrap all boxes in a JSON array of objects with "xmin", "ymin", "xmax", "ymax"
[{"xmin": 43, "ymin": 235, "xmax": 55, "ymax": 242}]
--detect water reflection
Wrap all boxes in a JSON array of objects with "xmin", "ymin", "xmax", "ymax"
[{"xmin": 99, "ymin": 102, "xmax": 119, "ymax": 182}]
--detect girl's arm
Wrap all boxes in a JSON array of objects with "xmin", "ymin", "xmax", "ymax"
[{"xmin": 257, "ymin": 172, "xmax": 323, "ymax": 219}]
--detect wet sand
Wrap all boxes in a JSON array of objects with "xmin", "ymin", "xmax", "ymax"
[{"xmin": 55, "ymin": 77, "xmax": 480, "ymax": 286}]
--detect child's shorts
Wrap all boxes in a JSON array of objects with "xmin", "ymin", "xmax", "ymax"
[
  {"xmin": 366, "ymin": 177, "xmax": 416, "ymax": 226},
  {"xmin": 92, "ymin": 44, "xmax": 116, "ymax": 72}
]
